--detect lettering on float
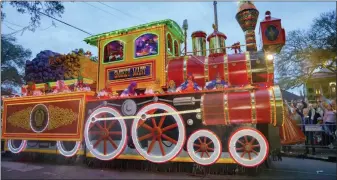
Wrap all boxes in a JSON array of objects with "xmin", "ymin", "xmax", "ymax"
[{"xmin": 108, "ymin": 64, "xmax": 151, "ymax": 81}]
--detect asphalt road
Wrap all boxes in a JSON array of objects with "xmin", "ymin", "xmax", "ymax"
[{"xmin": 1, "ymin": 156, "xmax": 336, "ymax": 179}]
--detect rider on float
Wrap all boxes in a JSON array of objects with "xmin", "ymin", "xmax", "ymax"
[
  {"xmin": 205, "ymin": 73, "xmax": 229, "ymax": 90},
  {"xmin": 74, "ymin": 75, "xmax": 91, "ymax": 92},
  {"xmin": 97, "ymin": 81, "xmax": 114, "ymax": 98},
  {"xmin": 53, "ymin": 80, "xmax": 71, "ymax": 93},
  {"xmin": 120, "ymin": 81, "xmax": 138, "ymax": 97},
  {"xmin": 176, "ymin": 73, "xmax": 202, "ymax": 92}
]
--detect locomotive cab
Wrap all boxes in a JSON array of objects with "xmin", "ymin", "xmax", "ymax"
[{"xmin": 84, "ymin": 20, "xmax": 184, "ymax": 92}]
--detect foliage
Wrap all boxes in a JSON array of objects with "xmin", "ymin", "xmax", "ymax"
[
  {"xmin": 1, "ymin": 1, "xmax": 64, "ymax": 32},
  {"xmin": 1, "ymin": 35, "xmax": 32, "ymax": 94},
  {"xmin": 275, "ymin": 10, "xmax": 336, "ymax": 90}
]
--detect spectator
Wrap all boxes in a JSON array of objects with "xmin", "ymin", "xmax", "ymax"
[{"xmin": 319, "ymin": 96, "xmax": 336, "ymax": 149}]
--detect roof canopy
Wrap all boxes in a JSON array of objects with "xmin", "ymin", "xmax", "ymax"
[{"xmin": 84, "ymin": 19, "xmax": 184, "ymax": 46}]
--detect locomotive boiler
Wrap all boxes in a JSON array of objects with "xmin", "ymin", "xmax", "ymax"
[{"xmin": 2, "ymin": 1, "xmax": 289, "ymax": 175}]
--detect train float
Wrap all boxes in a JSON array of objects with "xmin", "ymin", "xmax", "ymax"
[{"xmin": 2, "ymin": 1, "xmax": 298, "ymax": 175}]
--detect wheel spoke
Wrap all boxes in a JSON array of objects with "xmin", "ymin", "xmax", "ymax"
[
  {"xmin": 93, "ymin": 136, "xmax": 104, "ymax": 148},
  {"xmin": 140, "ymin": 123, "xmax": 153, "ymax": 131},
  {"xmin": 138, "ymin": 133, "xmax": 153, "ymax": 141},
  {"xmin": 241, "ymin": 151, "xmax": 246, "ymax": 158},
  {"xmin": 162, "ymin": 123, "xmax": 178, "ymax": 132},
  {"xmin": 161, "ymin": 134, "xmax": 177, "ymax": 144},
  {"xmin": 89, "ymin": 131, "xmax": 101, "ymax": 135},
  {"xmin": 244, "ymin": 136, "xmax": 248, "ymax": 143},
  {"xmin": 107, "ymin": 136, "xmax": 118, "ymax": 149},
  {"xmin": 104, "ymin": 139, "xmax": 107, "ymax": 155},
  {"xmin": 250, "ymin": 138, "xmax": 256, "ymax": 144},
  {"xmin": 207, "ymin": 141, "xmax": 213, "ymax": 146},
  {"xmin": 107, "ymin": 121, "xmax": 117, "ymax": 130},
  {"xmin": 198, "ymin": 138, "xmax": 203, "ymax": 144},
  {"xmin": 147, "ymin": 109, "xmax": 157, "ymax": 115},
  {"xmin": 252, "ymin": 149, "xmax": 258, "ymax": 155},
  {"xmin": 109, "ymin": 131, "xmax": 122, "ymax": 135},
  {"xmin": 151, "ymin": 118, "xmax": 157, "ymax": 128},
  {"xmin": 203, "ymin": 137, "xmax": 207, "ymax": 144},
  {"xmin": 158, "ymin": 138, "xmax": 166, "ymax": 156},
  {"xmin": 207, "ymin": 147, "xmax": 214, "ymax": 151},
  {"xmin": 158, "ymin": 115, "xmax": 166, "ymax": 128},
  {"xmin": 248, "ymin": 152, "xmax": 251, "ymax": 160},
  {"xmin": 95, "ymin": 123, "xmax": 105, "ymax": 130},
  {"xmin": 236, "ymin": 147, "xmax": 244, "ymax": 151},
  {"xmin": 195, "ymin": 148, "xmax": 201, "ymax": 153},
  {"xmin": 205, "ymin": 151, "xmax": 210, "ymax": 158},
  {"xmin": 104, "ymin": 119, "xmax": 107, "ymax": 129},
  {"xmin": 252, "ymin": 144, "xmax": 260, "ymax": 148},
  {"xmin": 194, "ymin": 143, "xmax": 201, "ymax": 147},
  {"xmin": 147, "ymin": 137, "xmax": 157, "ymax": 154},
  {"xmin": 89, "ymin": 123, "xmax": 96, "ymax": 129},
  {"xmin": 201, "ymin": 152, "xmax": 204, "ymax": 158},
  {"xmin": 237, "ymin": 140, "xmax": 245, "ymax": 146}
]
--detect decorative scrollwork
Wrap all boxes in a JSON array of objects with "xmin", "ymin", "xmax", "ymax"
[
  {"xmin": 7, "ymin": 107, "xmax": 32, "ymax": 130},
  {"xmin": 47, "ymin": 105, "xmax": 78, "ymax": 130}
]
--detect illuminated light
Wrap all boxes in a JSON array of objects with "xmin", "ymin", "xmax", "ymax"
[
  {"xmin": 57, "ymin": 141, "xmax": 81, "ymax": 157},
  {"xmin": 266, "ymin": 54, "xmax": 274, "ymax": 61},
  {"xmin": 8, "ymin": 140, "xmax": 27, "ymax": 154},
  {"xmin": 187, "ymin": 119, "xmax": 194, "ymax": 126},
  {"xmin": 196, "ymin": 113, "xmax": 202, "ymax": 120}
]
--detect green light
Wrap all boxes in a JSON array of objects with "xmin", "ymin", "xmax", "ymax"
[{"xmin": 84, "ymin": 19, "xmax": 184, "ymax": 47}]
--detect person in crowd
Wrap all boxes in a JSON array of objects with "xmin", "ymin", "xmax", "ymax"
[
  {"xmin": 176, "ymin": 73, "xmax": 202, "ymax": 92},
  {"xmin": 53, "ymin": 80, "xmax": 71, "ymax": 93},
  {"xmin": 167, "ymin": 80, "xmax": 176, "ymax": 93},
  {"xmin": 97, "ymin": 81, "xmax": 114, "ymax": 98},
  {"xmin": 44, "ymin": 83, "xmax": 53, "ymax": 95},
  {"xmin": 74, "ymin": 76, "xmax": 91, "ymax": 92},
  {"xmin": 319, "ymin": 96, "xmax": 336, "ymax": 148},
  {"xmin": 205, "ymin": 73, "xmax": 229, "ymax": 90},
  {"xmin": 120, "ymin": 82, "xmax": 137, "ymax": 97}
]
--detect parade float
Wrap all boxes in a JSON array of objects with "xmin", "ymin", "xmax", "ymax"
[{"xmin": 1, "ymin": 1, "xmax": 302, "ymax": 175}]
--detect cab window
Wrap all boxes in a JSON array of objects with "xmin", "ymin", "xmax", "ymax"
[
  {"xmin": 135, "ymin": 33, "xmax": 159, "ymax": 58},
  {"xmin": 103, "ymin": 40, "xmax": 124, "ymax": 63}
]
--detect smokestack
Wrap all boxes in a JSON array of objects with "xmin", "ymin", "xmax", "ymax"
[
  {"xmin": 213, "ymin": 1, "xmax": 218, "ymax": 29},
  {"xmin": 236, "ymin": 0, "xmax": 259, "ymax": 52}
]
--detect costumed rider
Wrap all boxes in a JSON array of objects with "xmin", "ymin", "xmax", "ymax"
[
  {"xmin": 22, "ymin": 81, "xmax": 43, "ymax": 96},
  {"xmin": 176, "ymin": 73, "xmax": 202, "ymax": 92},
  {"xmin": 74, "ymin": 74, "xmax": 91, "ymax": 92},
  {"xmin": 205, "ymin": 73, "xmax": 229, "ymax": 90},
  {"xmin": 97, "ymin": 81, "xmax": 114, "ymax": 98},
  {"xmin": 167, "ymin": 80, "xmax": 176, "ymax": 93},
  {"xmin": 144, "ymin": 79, "xmax": 165, "ymax": 95},
  {"xmin": 120, "ymin": 82, "xmax": 138, "ymax": 97},
  {"xmin": 53, "ymin": 80, "xmax": 71, "ymax": 93}
]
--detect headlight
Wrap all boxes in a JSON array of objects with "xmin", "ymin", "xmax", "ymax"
[{"xmin": 266, "ymin": 54, "xmax": 274, "ymax": 61}]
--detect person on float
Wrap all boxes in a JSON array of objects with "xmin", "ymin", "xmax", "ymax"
[
  {"xmin": 120, "ymin": 82, "xmax": 138, "ymax": 97},
  {"xmin": 44, "ymin": 82, "xmax": 53, "ymax": 95},
  {"xmin": 205, "ymin": 73, "xmax": 229, "ymax": 90},
  {"xmin": 144, "ymin": 79, "xmax": 165, "ymax": 95},
  {"xmin": 176, "ymin": 73, "xmax": 202, "ymax": 92},
  {"xmin": 53, "ymin": 80, "xmax": 71, "ymax": 93},
  {"xmin": 167, "ymin": 80, "xmax": 176, "ymax": 93},
  {"xmin": 74, "ymin": 74, "xmax": 91, "ymax": 92},
  {"xmin": 23, "ymin": 81, "xmax": 43, "ymax": 96},
  {"xmin": 97, "ymin": 81, "xmax": 114, "ymax": 98}
]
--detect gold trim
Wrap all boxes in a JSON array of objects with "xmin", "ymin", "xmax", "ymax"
[
  {"xmin": 273, "ymin": 86, "xmax": 284, "ymax": 127},
  {"xmin": 183, "ymin": 56, "xmax": 189, "ymax": 81},
  {"xmin": 250, "ymin": 91, "xmax": 257, "ymax": 124},
  {"xmin": 204, "ymin": 57, "xmax": 209, "ymax": 83},
  {"xmin": 200, "ymin": 95, "xmax": 206, "ymax": 125},
  {"xmin": 268, "ymin": 88, "xmax": 275, "ymax": 125},
  {"xmin": 245, "ymin": 52, "xmax": 252, "ymax": 84},
  {"xmin": 223, "ymin": 55, "xmax": 229, "ymax": 83},
  {"xmin": 223, "ymin": 93, "xmax": 230, "ymax": 125}
]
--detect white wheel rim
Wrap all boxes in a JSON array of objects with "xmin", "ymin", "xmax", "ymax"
[
  {"xmin": 57, "ymin": 141, "xmax": 81, "ymax": 157},
  {"xmin": 228, "ymin": 128, "xmax": 268, "ymax": 167},
  {"xmin": 84, "ymin": 106, "xmax": 127, "ymax": 161},
  {"xmin": 8, "ymin": 139, "xmax": 27, "ymax": 154},
  {"xmin": 131, "ymin": 103, "xmax": 185, "ymax": 163},
  {"xmin": 187, "ymin": 130, "xmax": 221, "ymax": 166}
]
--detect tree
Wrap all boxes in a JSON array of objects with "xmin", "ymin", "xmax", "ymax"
[
  {"xmin": 275, "ymin": 10, "xmax": 336, "ymax": 90},
  {"xmin": 1, "ymin": 1, "xmax": 64, "ymax": 32},
  {"xmin": 1, "ymin": 35, "xmax": 32, "ymax": 94}
]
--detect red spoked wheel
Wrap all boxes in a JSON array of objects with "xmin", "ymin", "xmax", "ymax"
[
  {"xmin": 84, "ymin": 106, "xmax": 127, "ymax": 161},
  {"xmin": 131, "ymin": 102, "xmax": 185, "ymax": 163},
  {"xmin": 187, "ymin": 129, "xmax": 222, "ymax": 166},
  {"xmin": 228, "ymin": 127, "xmax": 269, "ymax": 167}
]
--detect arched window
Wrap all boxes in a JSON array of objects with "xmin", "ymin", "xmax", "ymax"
[
  {"xmin": 135, "ymin": 33, "xmax": 159, "ymax": 58},
  {"xmin": 103, "ymin": 40, "xmax": 124, "ymax": 63},
  {"xmin": 174, "ymin": 40, "xmax": 179, "ymax": 56},
  {"xmin": 167, "ymin": 33, "xmax": 173, "ymax": 54}
]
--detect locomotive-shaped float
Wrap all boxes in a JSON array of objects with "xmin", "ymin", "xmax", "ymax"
[{"xmin": 2, "ymin": 1, "xmax": 289, "ymax": 169}]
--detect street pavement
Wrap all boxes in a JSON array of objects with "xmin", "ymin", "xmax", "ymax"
[{"xmin": 1, "ymin": 156, "xmax": 336, "ymax": 179}]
